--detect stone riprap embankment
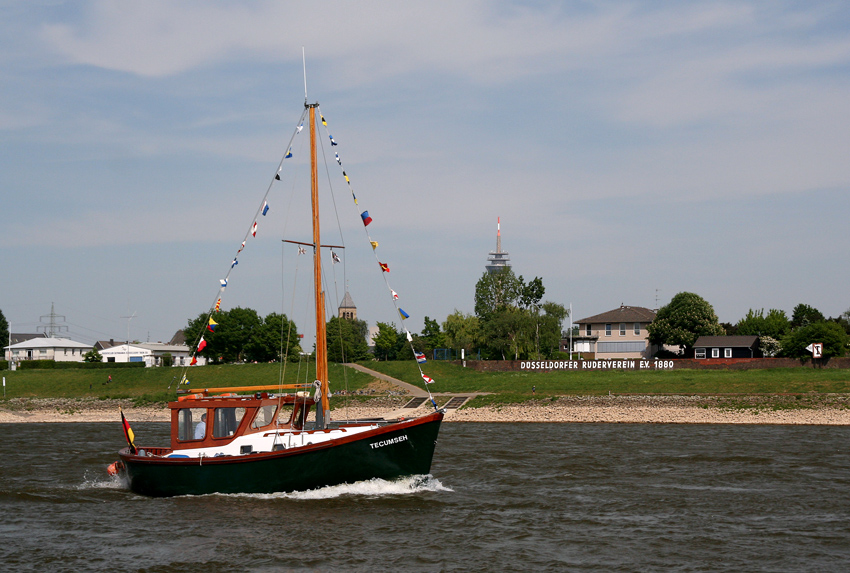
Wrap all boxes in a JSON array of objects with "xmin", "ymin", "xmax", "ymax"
[{"xmin": 1, "ymin": 395, "xmax": 849, "ymax": 425}]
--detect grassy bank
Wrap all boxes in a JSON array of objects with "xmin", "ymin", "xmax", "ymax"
[
  {"xmin": 363, "ymin": 361, "xmax": 850, "ymax": 406},
  {"xmin": 1, "ymin": 361, "xmax": 848, "ymax": 405},
  {"xmin": 0, "ymin": 362, "xmax": 375, "ymax": 403}
]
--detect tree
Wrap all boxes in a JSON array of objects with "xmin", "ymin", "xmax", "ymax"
[
  {"xmin": 759, "ymin": 336, "xmax": 781, "ymax": 357},
  {"xmin": 373, "ymin": 322, "xmax": 399, "ymax": 361},
  {"xmin": 83, "ymin": 349, "xmax": 102, "ymax": 363},
  {"xmin": 647, "ymin": 292, "xmax": 725, "ymax": 351},
  {"xmin": 836, "ymin": 308, "xmax": 850, "ymax": 336},
  {"xmin": 474, "ymin": 267, "xmax": 524, "ymax": 319},
  {"xmin": 442, "ymin": 310, "xmax": 480, "ymax": 355},
  {"xmin": 482, "ymin": 306, "xmax": 531, "ymax": 360},
  {"xmin": 420, "ymin": 316, "xmax": 446, "ymax": 353},
  {"xmin": 472, "ymin": 269, "xmax": 567, "ymax": 360},
  {"xmin": 537, "ymin": 302, "xmax": 568, "ymax": 358},
  {"xmin": 326, "ymin": 317, "xmax": 370, "ymax": 363},
  {"xmin": 781, "ymin": 322, "xmax": 848, "ymax": 359},
  {"xmin": 735, "ymin": 308, "xmax": 790, "ymax": 339},
  {"xmin": 0, "ymin": 309, "xmax": 8, "ymax": 349},
  {"xmin": 791, "ymin": 304, "xmax": 825, "ymax": 330},
  {"xmin": 519, "ymin": 277, "xmax": 545, "ymax": 311},
  {"xmin": 184, "ymin": 307, "xmax": 264, "ymax": 363},
  {"xmin": 244, "ymin": 312, "xmax": 302, "ymax": 362}
]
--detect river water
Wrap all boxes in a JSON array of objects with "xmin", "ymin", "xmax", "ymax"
[{"xmin": 1, "ymin": 422, "xmax": 849, "ymax": 572}]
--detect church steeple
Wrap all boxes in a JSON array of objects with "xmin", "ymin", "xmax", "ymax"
[{"xmin": 339, "ymin": 291, "xmax": 357, "ymax": 320}]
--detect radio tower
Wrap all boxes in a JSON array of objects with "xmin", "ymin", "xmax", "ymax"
[{"xmin": 485, "ymin": 217, "xmax": 511, "ymax": 274}]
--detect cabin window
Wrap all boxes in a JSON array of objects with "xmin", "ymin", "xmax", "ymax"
[
  {"xmin": 177, "ymin": 408, "xmax": 207, "ymax": 441},
  {"xmin": 278, "ymin": 404, "xmax": 309, "ymax": 429},
  {"xmin": 724, "ymin": 348, "xmax": 732, "ymax": 358},
  {"xmin": 695, "ymin": 348, "xmax": 706, "ymax": 359},
  {"xmin": 605, "ymin": 324, "xmax": 612, "ymax": 336},
  {"xmin": 634, "ymin": 323, "xmax": 640, "ymax": 335},
  {"xmin": 585, "ymin": 324, "xmax": 591, "ymax": 336},
  {"xmin": 619, "ymin": 323, "xmax": 626, "ymax": 336},
  {"xmin": 251, "ymin": 405, "xmax": 278, "ymax": 429},
  {"xmin": 213, "ymin": 407, "xmax": 246, "ymax": 438},
  {"xmin": 711, "ymin": 348, "xmax": 719, "ymax": 358}
]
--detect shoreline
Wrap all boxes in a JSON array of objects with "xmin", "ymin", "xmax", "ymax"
[{"xmin": 1, "ymin": 395, "xmax": 850, "ymax": 425}]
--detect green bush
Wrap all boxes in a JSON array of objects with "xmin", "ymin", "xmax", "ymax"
[{"xmin": 18, "ymin": 360, "xmax": 145, "ymax": 370}]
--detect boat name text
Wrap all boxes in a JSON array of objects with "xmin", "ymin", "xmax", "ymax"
[{"xmin": 370, "ymin": 435, "xmax": 409, "ymax": 449}]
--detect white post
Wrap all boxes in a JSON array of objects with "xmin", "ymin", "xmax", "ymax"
[{"xmin": 569, "ymin": 303, "xmax": 573, "ymax": 360}]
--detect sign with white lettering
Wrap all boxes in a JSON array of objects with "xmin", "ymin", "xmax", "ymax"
[{"xmin": 519, "ymin": 360, "xmax": 675, "ymax": 371}]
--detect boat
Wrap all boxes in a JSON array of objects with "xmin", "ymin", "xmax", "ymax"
[{"xmin": 110, "ymin": 87, "xmax": 444, "ymax": 497}]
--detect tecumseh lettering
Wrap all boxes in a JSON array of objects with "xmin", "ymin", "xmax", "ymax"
[{"xmin": 370, "ymin": 435, "xmax": 409, "ymax": 449}]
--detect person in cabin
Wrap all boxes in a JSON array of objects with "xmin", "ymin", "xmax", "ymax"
[{"xmin": 194, "ymin": 413, "xmax": 207, "ymax": 440}]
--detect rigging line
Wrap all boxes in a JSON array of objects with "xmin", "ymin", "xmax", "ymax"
[
  {"xmin": 315, "ymin": 105, "xmax": 348, "ymax": 289},
  {"xmin": 278, "ymin": 115, "xmax": 309, "ymax": 244},
  {"xmin": 326, "ymin": 246, "xmax": 352, "ymax": 421},
  {"xmin": 274, "ymin": 243, "xmax": 302, "ymax": 446},
  {"xmin": 315, "ymin": 110, "xmax": 357, "ymax": 417},
  {"xmin": 183, "ymin": 108, "xmax": 309, "ymax": 373},
  {"xmin": 317, "ymin": 109, "xmax": 436, "ymax": 406}
]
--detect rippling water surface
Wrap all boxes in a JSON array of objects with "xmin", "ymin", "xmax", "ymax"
[{"xmin": 1, "ymin": 422, "xmax": 849, "ymax": 571}]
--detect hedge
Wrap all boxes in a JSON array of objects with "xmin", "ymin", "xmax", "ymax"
[{"xmin": 16, "ymin": 360, "xmax": 146, "ymax": 370}]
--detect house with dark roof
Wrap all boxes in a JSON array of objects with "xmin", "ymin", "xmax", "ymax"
[
  {"xmin": 9, "ymin": 333, "xmax": 47, "ymax": 346},
  {"xmin": 693, "ymin": 336, "xmax": 760, "ymax": 359},
  {"xmin": 568, "ymin": 305, "xmax": 658, "ymax": 359}
]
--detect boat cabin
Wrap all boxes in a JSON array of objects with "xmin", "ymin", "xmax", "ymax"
[{"xmin": 169, "ymin": 391, "xmax": 315, "ymax": 451}]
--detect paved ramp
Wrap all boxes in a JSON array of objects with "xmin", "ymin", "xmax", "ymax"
[
  {"xmin": 342, "ymin": 363, "xmax": 429, "ymax": 397},
  {"xmin": 443, "ymin": 396, "xmax": 470, "ymax": 409},
  {"xmin": 402, "ymin": 397, "xmax": 428, "ymax": 409}
]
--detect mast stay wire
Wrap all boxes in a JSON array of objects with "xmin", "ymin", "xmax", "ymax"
[
  {"xmin": 180, "ymin": 107, "xmax": 310, "ymax": 385},
  {"xmin": 317, "ymin": 107, "xmax": 438, "ymax": 410}
]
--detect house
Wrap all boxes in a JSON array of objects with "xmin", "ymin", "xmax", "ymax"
[
  {"xmin": 569, "ymin": 305, "xmax": 658, "ymax": 359},
  {"xmin": 9, "ymin": 332, "xmax": 47, "ymax": 346},
  {"xmin": 693, "ymin": 336, "xmax": 760, "ymax": 359},
  {"xmin": 4, "ymin": 337, "xmax": 93, "ymax": 362},
  {"xmin": 93, "ymin": 339, "xmax": 118, "ymax": 351}
]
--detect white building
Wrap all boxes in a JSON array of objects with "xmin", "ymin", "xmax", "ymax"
[
  {"xmin": 4, "ymin": 337, "xmax": 93, "ymax": 363},
  {"xmin": 99, "ymin": 343, "xmax": 204, "ymax": 367}
]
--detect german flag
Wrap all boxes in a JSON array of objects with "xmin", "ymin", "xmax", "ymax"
[{"xmin": 120, "ymin": 407, "xmax": 137, "ymax": 455}]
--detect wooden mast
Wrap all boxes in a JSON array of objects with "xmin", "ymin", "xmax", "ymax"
[{"xmin": 308, "ymin": 103, "xmax": 330, "ymax": 427}]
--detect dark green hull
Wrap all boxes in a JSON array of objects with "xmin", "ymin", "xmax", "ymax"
[{"xmin": 119, "ymin": 412, "xmax": 443, "ymax": 497}]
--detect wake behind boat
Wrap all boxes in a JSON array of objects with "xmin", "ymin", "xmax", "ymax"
[{"xmin": 110, "ymin": 85, "xmax": 444, "ymax": 497}]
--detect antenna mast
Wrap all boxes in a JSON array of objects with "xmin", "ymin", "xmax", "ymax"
[{"xmin": 302, "ymin": 47, "xmax": 308, "ymax": 104}]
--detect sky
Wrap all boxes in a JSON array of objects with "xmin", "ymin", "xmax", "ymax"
[{"xmin": 2, "ymin": 0, "xmax": 850, "ymax": 347}]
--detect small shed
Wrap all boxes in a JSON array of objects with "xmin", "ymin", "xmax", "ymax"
[{"xmin": 693, "ymin": 336, "xmax": 760, "ymax": 359}]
